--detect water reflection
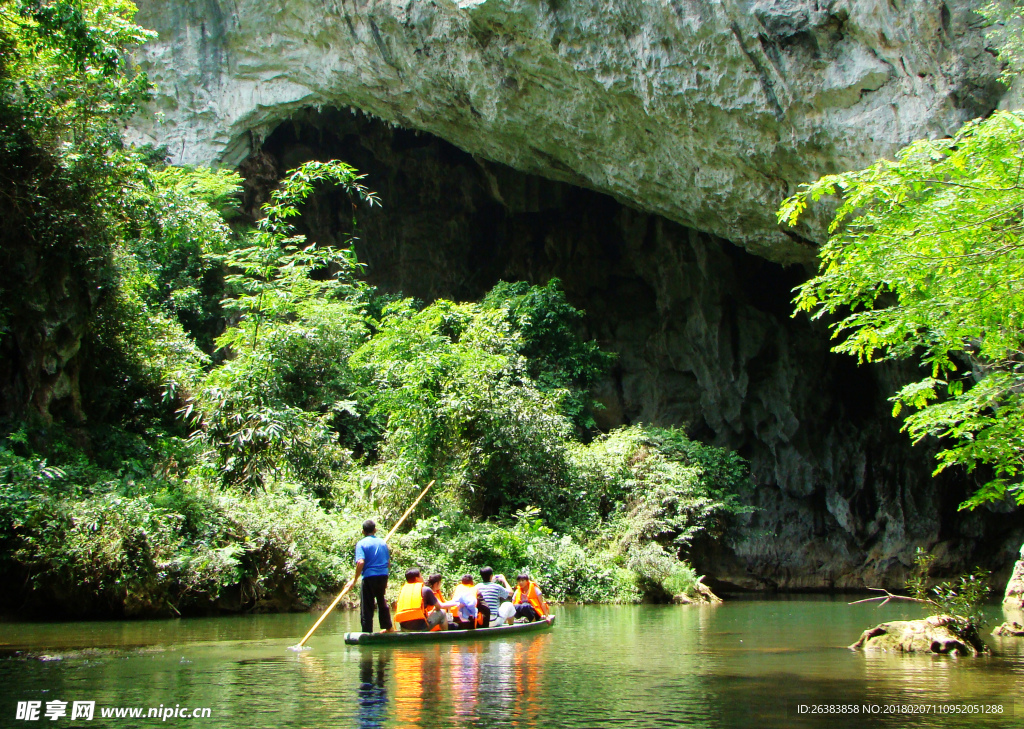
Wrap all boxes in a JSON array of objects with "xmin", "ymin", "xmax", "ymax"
[
  {"xmin": 372, "ymin": 632, "xmax": 552, "ymax": 728},
  {"xmin": 2, "ymin": 603, "xmax": 1021, "ymax": 729},
  {"xmin": 358, "ymin": 652, "xmax": 389, "ymax": 729},
  {"xmin": 391, "ymin": 646, "xmax": 446, "ymax": 726},
  {"xmin": 480, "ymin": 642, "xmax": 516, "ymax": 718},
  {"xmin": 450, "ymin": 643, "xmax": 480, "ymax": 720},
  {"xmin": 511, "ymin": 637, "xmax": 546, "ymax": 728}
]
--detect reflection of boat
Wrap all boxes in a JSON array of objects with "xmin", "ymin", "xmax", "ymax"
[
  {"xmin": 393, "ymin": 647, "xmax": 440, "ymax": 726},
  {"xmin": 345, "ymin": 615, "xmax": 556, "ymax": 645},
  {"xmin": 450, "ymin": 642, "xmax": 481, "ymax": 719}
]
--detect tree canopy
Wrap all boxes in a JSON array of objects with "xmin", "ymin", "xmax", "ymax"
[{"xmin": 778, "ymin": 3, "xmax": 1024, "ymax": 508}]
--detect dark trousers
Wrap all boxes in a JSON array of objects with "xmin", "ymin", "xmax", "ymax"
[
  {"xmin": 514, "ymin": 604, "xmax": 540, "ymax": 622},
  {"xmin": 360, "ymin": 575, "xmax": 392, "ymax": 633}
]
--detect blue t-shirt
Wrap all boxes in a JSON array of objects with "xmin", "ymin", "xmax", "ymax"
[
  {"xmin": 354, "ymin": 536, "xmax": 389, "ymax": 578},
  {"xmin": 456, "ymin": 592, "xmax": 478, "ymax": 621}
]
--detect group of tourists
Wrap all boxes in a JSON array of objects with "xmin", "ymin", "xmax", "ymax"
[{"xmin": 354, "ymin": 519, "xmax": 551, "ymax": 634}]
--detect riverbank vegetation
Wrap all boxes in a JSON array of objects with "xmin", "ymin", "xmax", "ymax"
[
  {"xmin": 0, "ymin": 0, "xmax": 751, "ymax": 617},
  {"xmin": 851, "ymin": 548, "xmax": 993, "ymax": 652}
]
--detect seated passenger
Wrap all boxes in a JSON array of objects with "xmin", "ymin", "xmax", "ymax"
[
  {"xmin": 476, "ymin": 566, "xmax": 514, "ymax": 627},
  {"xmin": 512, "ymin": 574, "xmax": 550, "ymax": 622},
  {"xmin": 449, "ymin": 574, "xmax": 491, "ymax": 629},
  {"xmin": 395, "ymin": 568, "xmax": 458, "ymax": 632},
  {"xmin": 424, "ymin": 573, "xmax": 456, "ymax": 631}
]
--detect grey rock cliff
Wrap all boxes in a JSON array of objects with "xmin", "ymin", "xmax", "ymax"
[{"xmin": 131, "ymin": 0, "xmax": 1006, "ymax": 264}]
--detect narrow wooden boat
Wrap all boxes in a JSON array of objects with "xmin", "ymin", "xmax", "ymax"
[{"xmin": 344, "ymin": 615, "xmax": 555, "ymax": 645}]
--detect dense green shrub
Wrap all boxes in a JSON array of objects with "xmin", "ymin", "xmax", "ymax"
[
  {"xmin": 126, "ymin": 166, "xmax": 244, "ymax": 352},
  {"xmin": 350, "ymin": 297, "xmax": 578, "ymax": 522},
  {"xmin": 482, "ymin": 279, "xmax": 615, "ymax": 430},
  {"xmin": 391, "ymin": 509, "xmax": 635, "ymax": 604},
  {"xmin": 623, "ymin": 542, "xmax": 699, "ymax": 600},
  {"xmin": 572, "ymin": 425, "xmax": 752, "ymax": 556},
  {"xmin": 0, "ymin": 439, "xmax": 362, "ymax": 615},
  {"xmin": 906, "ymin": 548, "xmax": 992, "ymax": 630}
]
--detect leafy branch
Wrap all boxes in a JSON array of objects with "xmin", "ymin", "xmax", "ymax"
[
  {"xmin": 779, "ymin": 109, "xmax": 1024, "ymax": 507},
  {"xmin": 215, "ymin": 160, "xmax": 378, "ymax": 353}
]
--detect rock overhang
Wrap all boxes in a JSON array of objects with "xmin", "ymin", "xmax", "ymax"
[{"xmin": 129, "ymin": 0, "xmax": 1008, "ymax": 266}]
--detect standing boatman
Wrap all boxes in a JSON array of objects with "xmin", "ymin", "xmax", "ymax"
[{"xmin": 353, "ymin": 519, "xmax": 394, "ymax": 633}]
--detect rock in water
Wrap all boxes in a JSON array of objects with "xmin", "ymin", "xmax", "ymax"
[
  {"xmin": 675, "ymin": 575, "xmax": 723, "ymax": 605},
  {"xmin": 849, "ymin": 615, "xmax": 988, "ymax": 656},
  {"xmin": 1002, "ymin": 545, "xmax": 1024, "ymax": 611},
  {"xmin": 992, "ymin": 621, "xmax": 1024, "ymax": 638}
]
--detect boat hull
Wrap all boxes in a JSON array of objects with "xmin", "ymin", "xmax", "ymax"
[{"xmin": 344, "ymin": 615, "xmax": 555, "ymax": 645}]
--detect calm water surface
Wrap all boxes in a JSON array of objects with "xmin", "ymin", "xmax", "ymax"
[{"xmin": 2, "ymin": 597, "xmax": 1023, "ymax": 728}]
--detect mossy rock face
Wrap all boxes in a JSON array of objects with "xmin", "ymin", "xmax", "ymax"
[{"xmin": 849, "ymin": 615, "xmax": 988, "ymax": 657}]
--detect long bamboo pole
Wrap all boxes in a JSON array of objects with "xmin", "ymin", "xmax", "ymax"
[{"xmin": 288, "ymin": 480, "xmax": 435, "ymax": 650}]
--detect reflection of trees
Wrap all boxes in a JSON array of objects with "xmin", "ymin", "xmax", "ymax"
[{"xmin": 358, "ymin": 651, "xmax": 389, "ymax": 729}]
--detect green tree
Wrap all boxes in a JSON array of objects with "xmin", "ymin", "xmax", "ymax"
[
  {"xmin": 0, "ymin": 0, "xmax": 157, "ymax": 422},
  {"xmin": 777, "ymin": 4, "xmax": 1024, "ymax": 509},
  {"xmin": 482, "ymin": 279, "xmax": 615, "ymax": 430},
  {"xmin": 216, "ymin": 160, "xmax": 377, "ymax": 353},
  {"xmin": 127, "ymin": 166, "xmax": 244, "ymax": 352},
  {"xmin": 350, "ymin": 296, "xmax": 574, "ymax": 520},
  {"xmin": 0, "ymin": 0, "xmax": 154, "ymax": 159},
  {"xmin": 779, "ymin": 111, "xmax": 1024, "ymax": 507},
  {"xmin": 185, "ymin": 161, "xmax": 377, "ymax": 495}
]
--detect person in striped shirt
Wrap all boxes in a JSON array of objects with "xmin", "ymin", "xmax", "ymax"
[{"xmin": 476, "ymin": 567, "xmax": 514, "ymax": 626}]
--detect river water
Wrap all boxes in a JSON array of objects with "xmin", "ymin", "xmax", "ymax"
[{"xmin": 2, "ymin": 597, "xmax": 1022, "ymax": 728}]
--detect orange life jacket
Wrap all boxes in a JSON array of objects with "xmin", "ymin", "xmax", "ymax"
[
  {"xmin": 395, "ymin": 580, "xmax": 426, "ymax": 623},
  {"xmin": 450, "ymin": 583, "xmax": 485, "ymax": 626},
  {"xmin": 431, "ymin": 586, "xmax": 444, "ymax": 606},
  {"xmin": 512, "ymin": 581, "xmax": 546, "ymax": 616}
]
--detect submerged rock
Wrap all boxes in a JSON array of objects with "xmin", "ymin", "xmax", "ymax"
[{"xmin": 849, "ymin": 615, "xmax": 988, "ymax": 656}]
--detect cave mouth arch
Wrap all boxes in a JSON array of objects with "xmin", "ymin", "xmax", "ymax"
[
  {"xmin": 235, "ymin": 106, "xmax": 1018, "ymax": 590},
  {"xmin": 238, "ymin": 106, "xmax": 822, "ymax": 433}
]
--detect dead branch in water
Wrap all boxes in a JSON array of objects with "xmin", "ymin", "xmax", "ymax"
[{"xmin": 849, "ymin": 587, "xmax": 943, "ymax": 610}]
